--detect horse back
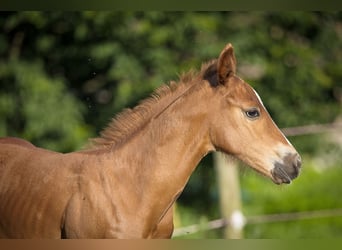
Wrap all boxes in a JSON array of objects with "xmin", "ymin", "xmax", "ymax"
[{"xmin": 0, "ymin": 137, "xmax": 35, "ymax": 148}]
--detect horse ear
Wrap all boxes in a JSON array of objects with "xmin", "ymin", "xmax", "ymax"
[{"xmin": 217, "ymin": 43, "xmax": 236, "ymax": 85}]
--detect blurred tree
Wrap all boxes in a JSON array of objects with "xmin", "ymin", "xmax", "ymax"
[
  {"xmin": 2, "ymin": 12, "xmax": 340, "ymax": 139},
  {"xmin": 0, "ymin": 59, "xmax": 89, "ymax": 152}
]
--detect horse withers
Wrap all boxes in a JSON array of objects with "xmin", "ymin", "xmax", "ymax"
[{"xmin": 0, "ymin": 43, "xmax": 301, "ymax": 238}]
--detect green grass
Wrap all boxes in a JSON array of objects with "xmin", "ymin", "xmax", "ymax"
[
  {"xmin": 174, "ymin": 156, "xmax": 342, "ymax": 238},
  {"xmin": 241, "ymin": 157, "xmax": 342, "ymax": 238}
]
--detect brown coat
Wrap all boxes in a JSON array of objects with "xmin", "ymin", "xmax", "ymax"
[{"xmin": 0, "ymin": 44, "xmax": 301, "ymax": 238}]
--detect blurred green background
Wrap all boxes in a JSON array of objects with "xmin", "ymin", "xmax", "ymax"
[{"xmin": 0, "ymin": 12, "xmax": 341, "ymax": 238}]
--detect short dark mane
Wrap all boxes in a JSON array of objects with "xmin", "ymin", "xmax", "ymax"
[{"xmin": 86, "ymin": 59, "xmax": 218, "ymax": 150}]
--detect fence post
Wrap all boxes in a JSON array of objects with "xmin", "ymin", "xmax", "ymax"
[{"xmin": 213, "ymin": 152, "xmax": 245, "ymax": 239}]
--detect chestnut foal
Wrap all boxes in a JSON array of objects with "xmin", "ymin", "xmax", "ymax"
[{"xmin": 0, "ymin": 43, "xmax": 301, "ymax": 238}]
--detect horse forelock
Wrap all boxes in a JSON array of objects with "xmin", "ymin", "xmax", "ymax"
[{"xmin": 85, "ymin": 60, "xmax": 218, "ymax": 150}]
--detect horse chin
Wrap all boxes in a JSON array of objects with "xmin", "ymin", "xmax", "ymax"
[{"xmin": 271, "ymin": 174, "xmax": 292, "ymax": 185}]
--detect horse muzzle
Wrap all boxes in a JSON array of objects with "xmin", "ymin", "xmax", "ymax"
[{"xmin": 271, "ymin": 153, "xmax": 302, "ymax": 184}]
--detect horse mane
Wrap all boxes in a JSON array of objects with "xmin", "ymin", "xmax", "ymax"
[{"xmin": 86, "ymin": 59, "xmax": 218, "ymax": 150}]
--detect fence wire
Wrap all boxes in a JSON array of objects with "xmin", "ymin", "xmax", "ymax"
[
  {"xmin": 281, "ymin": 122, "xmax": 342, "ymax": 136},
  {"xmin": 173, "ymin": 208, "xmax": 342, "ymax": 237}
]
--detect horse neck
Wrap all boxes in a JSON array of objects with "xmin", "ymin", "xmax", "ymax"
[
  {"xmin": 144, "ymin": 84, "xmax": 214, "ymax": 183},
  {"xmin": 111, "ymin": 82, "xmax": 215, "ymax": 214}
]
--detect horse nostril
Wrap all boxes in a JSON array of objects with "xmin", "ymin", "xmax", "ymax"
[
  {"xmin": 294, "ymin": 154, "xmax": 302, "ymax": 169},
  {"xmin": 272, "ymin": 153, "xmax": 302, "ymax": 184}
]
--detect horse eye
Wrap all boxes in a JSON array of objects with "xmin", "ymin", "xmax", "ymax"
[{"xmin": 245, "ymin": 108, "xmax": 260, "ymax": 119}]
